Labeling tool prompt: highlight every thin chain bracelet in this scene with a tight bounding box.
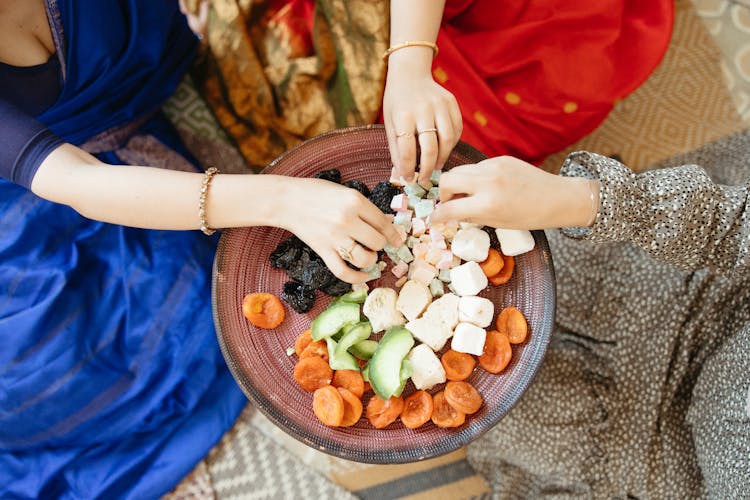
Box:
[199,167,219,235]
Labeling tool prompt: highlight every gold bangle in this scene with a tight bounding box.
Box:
[199,167,219,235]
[382,41,439,61]
[587,181,600,227]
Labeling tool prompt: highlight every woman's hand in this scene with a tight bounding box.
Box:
[383,52,462,187]
[270,177,403,284]
[431,156,599,230]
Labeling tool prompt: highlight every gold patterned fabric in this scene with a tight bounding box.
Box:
[188,0,388,170]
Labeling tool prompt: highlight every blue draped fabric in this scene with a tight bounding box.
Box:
[0,1,246,498]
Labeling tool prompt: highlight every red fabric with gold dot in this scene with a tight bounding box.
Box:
[435,0,673,162]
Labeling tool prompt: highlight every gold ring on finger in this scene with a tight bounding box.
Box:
[417,127,438,134]
[396,131,414,138]
[336,242,357,262]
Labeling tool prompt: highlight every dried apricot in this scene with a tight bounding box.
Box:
[441,349,476,381]
[242,292,285,329]
[488,254,514,285]
[496,306,528,344]
[294,329,313,356]
[444,381,483,415]
[431,391,465,428]
[337,387,364,427]
[313,385,344,426]
[400,390,434,429]
[478,330,512,374]
[293,356,333,392]
[332,370,365,399]
[366,395,404,429]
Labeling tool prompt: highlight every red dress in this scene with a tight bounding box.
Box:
[435,0,673,162]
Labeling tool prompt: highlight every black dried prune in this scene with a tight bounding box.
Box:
[343,179,371,198]
[368,181,400,214]
[300,258,336,290]
[314,169,342,183]
[320,278,352,297]
[281,281,317,313]
[269,236,303,270]
[285,250,313,282]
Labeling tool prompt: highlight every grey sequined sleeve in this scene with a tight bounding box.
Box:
[559,151,750,275]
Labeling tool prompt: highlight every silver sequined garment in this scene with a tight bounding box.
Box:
[468,130,750,499]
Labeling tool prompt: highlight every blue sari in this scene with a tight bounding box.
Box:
[0,1,246,498]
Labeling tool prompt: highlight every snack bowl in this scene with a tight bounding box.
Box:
[212,125,556,463]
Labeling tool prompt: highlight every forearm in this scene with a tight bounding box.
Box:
[387,0,445,75]
[30,143,281,230]
[561,151,750,275]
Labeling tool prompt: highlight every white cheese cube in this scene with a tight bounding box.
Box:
[458,296,495,328]
[363,288,405,333]
[423,292,460,330]
[449,261,488,296]
[405,316,452,351]
[397,280,433,321]
[407,344,447,390]
[495,228,535,256]
[451,322,487,356]
[451,227,490,262]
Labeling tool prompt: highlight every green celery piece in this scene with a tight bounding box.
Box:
[348,339,378,360]
[335,322,372,359]
[325,337,360,371]
[311,301,360,340]
[368,326,415,400]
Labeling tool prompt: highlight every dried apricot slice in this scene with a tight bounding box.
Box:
[431,391,465,428]
[479,248,504,277]
[444,381,483,415]
[400,390,434,429]
[242,292,285,329]
[337,387,364,427]
[441,349,476,381]
[488,254,514,285]
[294,329,313,356]
[366,395,404,429]
[496,306,528,344]
[478,330,513,374]
[300,339,329,362]
[332,370,365,399]
[313,385,344,426]
[293,356,333,392]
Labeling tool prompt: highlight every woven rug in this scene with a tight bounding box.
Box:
[162,1,748,498]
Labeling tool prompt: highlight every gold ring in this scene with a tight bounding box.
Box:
[417,127,438,134]
[337,242,357,262]
[396,131,413,138]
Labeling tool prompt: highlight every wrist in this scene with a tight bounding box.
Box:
[563,177,600,228]
[386,47,435,76]
[208,174,284,230]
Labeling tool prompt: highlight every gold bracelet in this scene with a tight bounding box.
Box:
[382,41,439,61]
[199,167,219,235]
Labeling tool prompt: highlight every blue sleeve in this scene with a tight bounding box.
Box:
[0,99,64,189]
